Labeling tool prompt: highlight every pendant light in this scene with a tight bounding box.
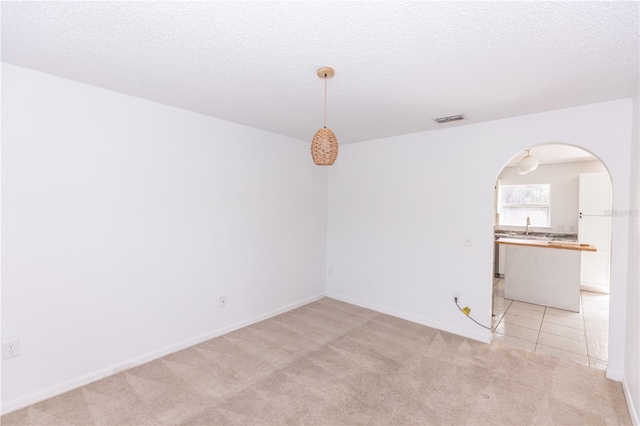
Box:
[518,149,539,173]
[311,67,338,165]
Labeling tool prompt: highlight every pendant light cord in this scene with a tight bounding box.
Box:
[323,75,327,128]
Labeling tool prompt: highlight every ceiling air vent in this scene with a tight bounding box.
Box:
[434,114,465,123]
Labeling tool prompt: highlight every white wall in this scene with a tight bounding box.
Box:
[497,161,608,233]
[625,96,639,425]
[0,63,328,412]
[327,99,632,380]
[3,62,638,422]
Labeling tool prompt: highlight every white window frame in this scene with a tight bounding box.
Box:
[498,184,551,227]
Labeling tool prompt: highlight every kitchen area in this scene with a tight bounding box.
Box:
[491,145,612,369]
[495,230,595,312]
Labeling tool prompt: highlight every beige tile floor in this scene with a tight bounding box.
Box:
[492,278,609,370]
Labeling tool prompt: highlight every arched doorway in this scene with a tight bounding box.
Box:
[490,144,612,371]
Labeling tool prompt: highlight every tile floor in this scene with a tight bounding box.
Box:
[492,278,609,370]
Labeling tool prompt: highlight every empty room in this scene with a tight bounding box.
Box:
[1,2,639,425]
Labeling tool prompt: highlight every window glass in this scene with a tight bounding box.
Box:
[500,184,550,227]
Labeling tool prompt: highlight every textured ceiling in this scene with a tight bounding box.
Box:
[2,1,639,144]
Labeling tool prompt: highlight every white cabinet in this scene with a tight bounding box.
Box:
[578,172,612,293]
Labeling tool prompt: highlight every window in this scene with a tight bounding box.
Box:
[499,184,550,227]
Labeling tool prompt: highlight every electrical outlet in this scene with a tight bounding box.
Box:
[453,291,461,302]
[2,340,20,359]
[557,225,564,231]
[219,296,227,307]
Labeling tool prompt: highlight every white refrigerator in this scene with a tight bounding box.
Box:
[578,172,612,293]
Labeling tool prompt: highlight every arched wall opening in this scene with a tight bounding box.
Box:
[490,143,612,370]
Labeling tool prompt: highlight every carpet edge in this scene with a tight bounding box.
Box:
[325,292,491,343]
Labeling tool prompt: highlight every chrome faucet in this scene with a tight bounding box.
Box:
[525,216,531,235]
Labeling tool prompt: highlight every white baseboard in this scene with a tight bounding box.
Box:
[603,368,638,425]
[606,368,624,382]
[622,376,639,426]
[326,292,491,344]
[1,292,326,415]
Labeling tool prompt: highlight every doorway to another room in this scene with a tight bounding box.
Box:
[490,144,611,371]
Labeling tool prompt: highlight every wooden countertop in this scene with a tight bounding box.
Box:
[495,238,597,252]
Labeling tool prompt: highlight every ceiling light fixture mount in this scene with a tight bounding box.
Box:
[311,67,338,166]
[518,149,539,174]
[316,67,334,79]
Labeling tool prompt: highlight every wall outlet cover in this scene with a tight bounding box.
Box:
[2,340,20,359]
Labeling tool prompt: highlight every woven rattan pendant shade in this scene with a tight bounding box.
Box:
[312,127,338,165]
[311,67,338,166]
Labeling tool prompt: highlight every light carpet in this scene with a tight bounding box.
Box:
[1,297,631,425]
